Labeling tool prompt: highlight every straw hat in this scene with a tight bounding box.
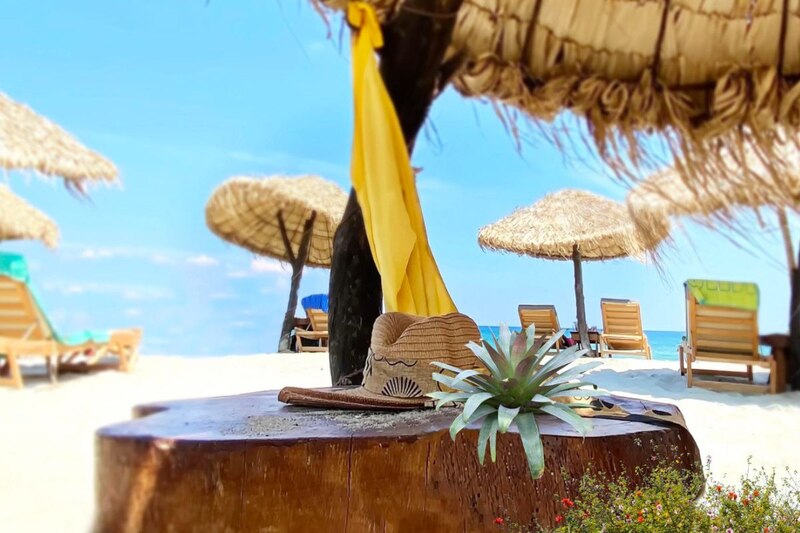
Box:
[0,184,59,248]
[0,92,118,186]
[318,1,800,191]
[478,189,669,261]
[205,175,348,267]
[279,312,482,410]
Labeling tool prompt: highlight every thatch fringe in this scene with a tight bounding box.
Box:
[315,0,800,200]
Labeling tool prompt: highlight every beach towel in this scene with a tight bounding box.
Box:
[301,293,329,313]
[347,2,456,316]
[686,279,759,312]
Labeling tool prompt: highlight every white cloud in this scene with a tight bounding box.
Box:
[226,257,290,279]
[186,254,219,267]
[80,248,116,260]
[44,282,173,301]
[250,257,288,275]
[124,308,142,318]
[151,254,174,265]
[229,320,255,328]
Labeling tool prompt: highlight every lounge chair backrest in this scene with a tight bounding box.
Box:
[0,275,52,341]
[685,287,759,362]
[306,308,328,333]
[517,305,560,335]
[601,299,644,337]
[301,294,329,313]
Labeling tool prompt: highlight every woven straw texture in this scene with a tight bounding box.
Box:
[0,93,118,185]
[319,0,800,193]
[0,184,58,248]
[627,143,800,231]
[205,175,348,268]
[478,189,669,261]
[278,312,482,410]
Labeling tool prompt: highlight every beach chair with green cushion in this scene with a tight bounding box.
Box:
[518,304,561,350]
[0,252,141,388]
[681,279,782,394]
[598,299,652,359]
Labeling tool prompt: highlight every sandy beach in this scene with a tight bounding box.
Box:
[2,354,799,532]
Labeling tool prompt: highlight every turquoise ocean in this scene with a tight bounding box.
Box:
[478,327,683,361]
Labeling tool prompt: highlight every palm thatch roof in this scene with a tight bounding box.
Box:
[205,175,348,268]
[319,0,800,190]
[0,184,59,248]
[478,189,668,261]
[0,92,118,187]
[627,144,800,227]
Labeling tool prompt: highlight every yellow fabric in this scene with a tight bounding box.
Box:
[347,2,456,316]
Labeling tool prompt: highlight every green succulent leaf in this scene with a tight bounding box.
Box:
[497,404,520,433]
[451,368,483,386]
[540,403,592,436]
[515,413,545,479]
[482,340,513,377]
[449,413,467,440]
[524,324,536,352]
[547,361,603,385]
[466,403,498,423]
[531,394,555,405]
[430,361,465,375]
[535,328,567,357]
[511,333,528,369]
[463,392,494,420]
[427,391,473,409]
[477,413,499,465]
[465,341,501,376]
[498,323,512,356]
[432,372,480,393]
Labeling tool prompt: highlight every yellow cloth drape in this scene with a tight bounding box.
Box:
[347,2,457,316]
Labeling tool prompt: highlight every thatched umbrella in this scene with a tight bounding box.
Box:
[206,175,348,352]
[0,92,118,189]
[478,189,669,354]
[627,152,800,272]
[0,184,58,248]
[318,0,800,193]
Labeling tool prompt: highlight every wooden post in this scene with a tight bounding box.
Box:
[277,212,316,353]
[790,244,800,389]
[328,0,465,385]
[572,245,593,356]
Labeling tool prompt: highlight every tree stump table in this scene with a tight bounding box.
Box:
[95,391,702,532]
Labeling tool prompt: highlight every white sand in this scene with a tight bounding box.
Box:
[1,354,799,532]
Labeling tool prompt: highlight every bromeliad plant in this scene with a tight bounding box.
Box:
[429,324,605,479]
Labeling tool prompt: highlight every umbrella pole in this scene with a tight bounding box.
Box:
[278,212,317,353]
[572,245,593,356]
[777,208,796,273]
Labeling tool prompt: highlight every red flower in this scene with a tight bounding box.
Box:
[555,515,563,524]
[728,492,737,501]
[743,498,750,506]
[637,516,644,523]
[494,517,504,525]
[636,490,643,497]
[582,511,590,519]
[716,485,723,492]
[560,498,574,508]
[753,490,761,497]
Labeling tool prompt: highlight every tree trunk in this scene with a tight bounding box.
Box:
[573,245,593,356]
[328,0,465,386]
[328,192,383,384]
[277,212,315,353]
[95,391,702,533]
[790,245,800,389]
[277,261,304,352]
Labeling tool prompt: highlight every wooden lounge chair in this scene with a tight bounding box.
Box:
[0,254,141,388]
[598,299,652,359]
[680,280,783,394]
[295,308,329,352]
[518,304,561,350]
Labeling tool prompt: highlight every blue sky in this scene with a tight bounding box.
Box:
[0,1,794,355]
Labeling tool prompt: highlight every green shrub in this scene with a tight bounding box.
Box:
[495,460,800,532]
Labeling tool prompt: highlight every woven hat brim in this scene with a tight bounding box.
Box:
[278,385,431,411]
